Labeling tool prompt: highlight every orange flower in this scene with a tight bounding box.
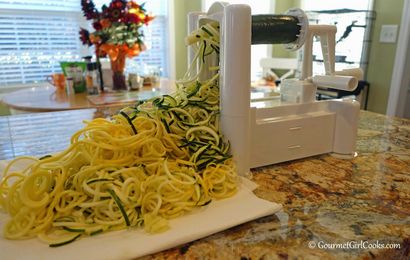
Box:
[89,34,101,44]
[100,19,112,29]
[128,7,138,15]
[127,1,140,10]
[100,43,119,61]
[126,44,142,57]
[144,15,154,25]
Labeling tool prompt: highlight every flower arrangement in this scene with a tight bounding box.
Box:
[79,0,154,90]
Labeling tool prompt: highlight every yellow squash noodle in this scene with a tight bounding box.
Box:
[0,21,238,246]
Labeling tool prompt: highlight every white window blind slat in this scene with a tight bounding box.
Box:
[0,0,79,11]
[0,67,62,74]
[0,42,80,46]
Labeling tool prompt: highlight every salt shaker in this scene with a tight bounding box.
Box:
[66,77,75,96]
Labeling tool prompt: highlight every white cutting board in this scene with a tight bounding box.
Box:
[0,160,281,260]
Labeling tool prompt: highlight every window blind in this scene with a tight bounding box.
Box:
[0,0,168,87]
[136,14,169,77]
[138,0,168,76]
[0,10,83,85]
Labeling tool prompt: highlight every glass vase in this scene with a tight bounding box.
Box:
[110,51,127,91]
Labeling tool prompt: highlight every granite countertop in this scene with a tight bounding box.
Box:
[0,110,409,259]
[144,111,410,259]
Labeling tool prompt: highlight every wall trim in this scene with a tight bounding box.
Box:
[386,0,410,117]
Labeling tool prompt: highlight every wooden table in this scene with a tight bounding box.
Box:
[0,109,409,259]
[1,79,174,113]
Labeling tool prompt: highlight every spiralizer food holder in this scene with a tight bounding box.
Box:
[188,2,361,176]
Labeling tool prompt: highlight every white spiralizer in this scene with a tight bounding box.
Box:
[188,2,361,176]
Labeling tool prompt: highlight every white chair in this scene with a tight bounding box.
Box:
[259,57,298,81]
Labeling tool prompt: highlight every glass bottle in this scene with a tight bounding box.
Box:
[85,63,100,95]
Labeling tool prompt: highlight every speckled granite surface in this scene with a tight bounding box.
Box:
[1,110,408,259]
[142,111,410,259]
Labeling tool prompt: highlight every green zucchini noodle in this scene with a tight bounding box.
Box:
[0,21,237,246]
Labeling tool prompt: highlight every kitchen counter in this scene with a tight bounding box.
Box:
[0,109,409,259]
[144,111,410,259]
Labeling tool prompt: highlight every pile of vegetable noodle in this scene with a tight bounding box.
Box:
[0,21,237,247]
